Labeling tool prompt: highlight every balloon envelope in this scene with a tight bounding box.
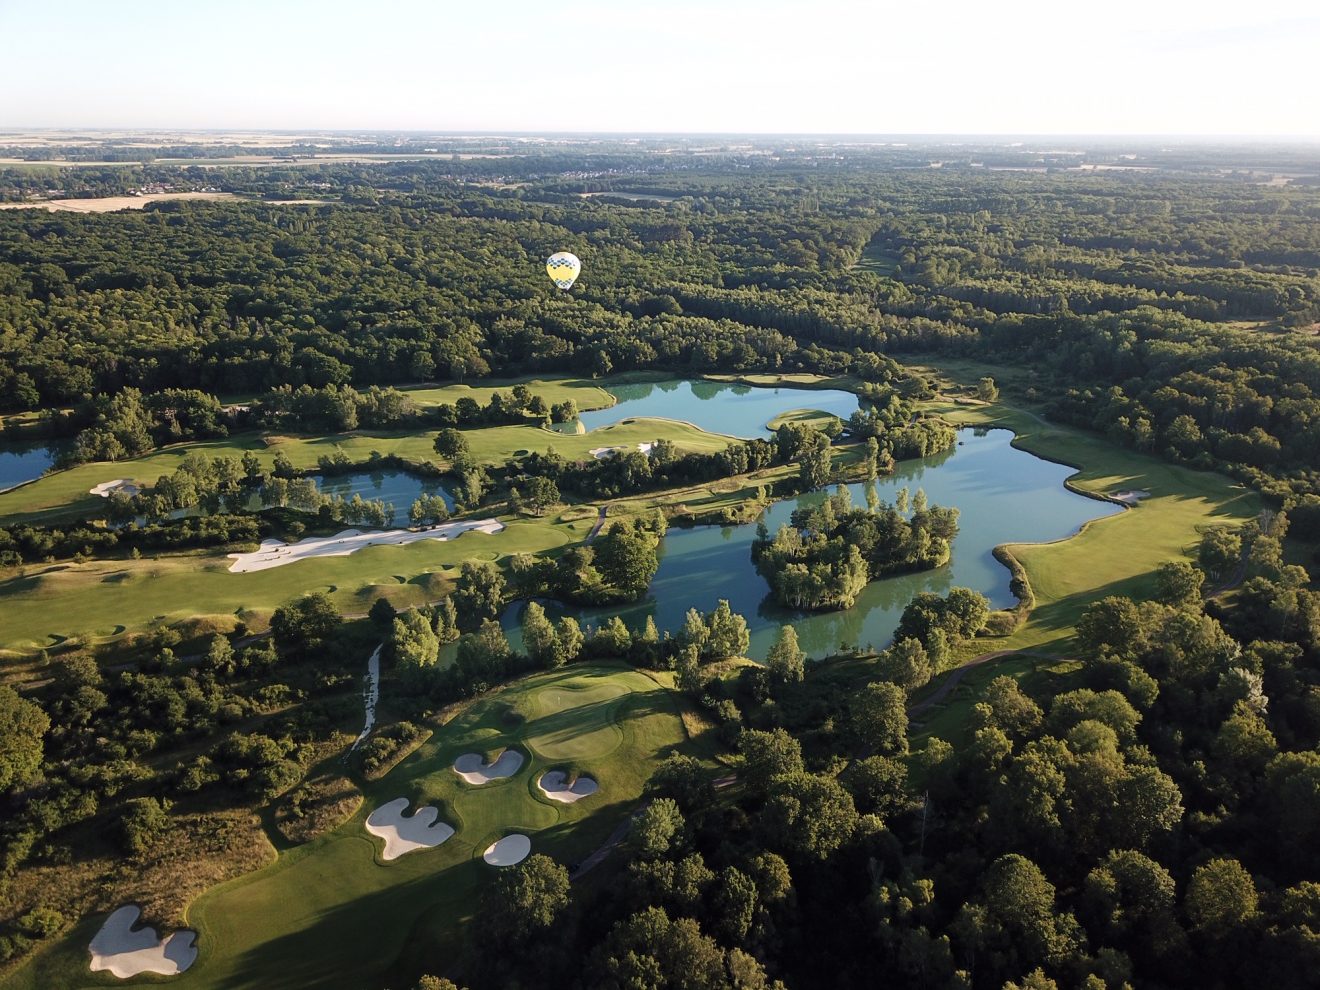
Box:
[546,252,581,290]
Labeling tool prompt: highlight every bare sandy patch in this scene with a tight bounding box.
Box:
[226,519,504,573]
[483,834,532,866]
[90,479,139,498]
[537,770,599,804]
[1111,489,1150,503]
[589,442,656,459]
[0,192,240,213]
[453,749,524,785]
[365,798,455,861]
[88,905,197,979]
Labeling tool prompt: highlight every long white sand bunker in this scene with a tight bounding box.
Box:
[226,519,504,573]
[90,479,140,498]
[88,905,197,979]
[537,770,599,804]
[365,798,456,860]
[589,442,656,459]
[483,834,532,866]
[453,749,524,785]
[1111,489,1150,503]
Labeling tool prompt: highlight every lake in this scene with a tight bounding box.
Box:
[483,428,1121,661]
[312,470,454,527]
[0,444,56,494]
[577,379,862,438]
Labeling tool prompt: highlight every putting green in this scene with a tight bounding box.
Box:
[525,680,630,760]
[0,664,696,990]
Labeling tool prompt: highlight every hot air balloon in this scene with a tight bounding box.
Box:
[546,251,581,291]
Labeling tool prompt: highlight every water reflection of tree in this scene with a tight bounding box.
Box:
[688,379,725,402]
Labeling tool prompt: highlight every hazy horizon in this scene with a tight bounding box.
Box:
[3,0,1319,137]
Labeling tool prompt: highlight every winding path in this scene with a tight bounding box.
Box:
[570,802,647,881]
[907,650,1018,719]
[585,505,609,543]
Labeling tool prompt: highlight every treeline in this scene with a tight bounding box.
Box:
[752,485,959,610]
[43,380,580,468]
[0,514,260,566]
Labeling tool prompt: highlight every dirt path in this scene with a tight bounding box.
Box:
[584,505,608,543]
[908,648,1060,720]
[571,800,648,881]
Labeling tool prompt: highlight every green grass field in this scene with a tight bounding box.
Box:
[0,517,576,652]
[852,241,900,275]
[2,663,701,990]
[765,408,844,433]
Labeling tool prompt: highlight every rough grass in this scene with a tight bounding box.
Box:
[1,664,697,990]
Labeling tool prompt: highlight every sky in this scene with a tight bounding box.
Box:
[2,0,1318,136]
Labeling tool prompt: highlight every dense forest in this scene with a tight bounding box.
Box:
[3,149,1318,507]
[3,143,1320,989]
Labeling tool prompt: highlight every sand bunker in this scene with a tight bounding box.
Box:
[90,479,140,498]
[589,442,656,460]
[226,519,504,573]
[537,770,599,804]
[1111,489,1150,504]
[365,798,456,860]
[453,749,524,785]
[483,834,532,866]
[88,905,197,979]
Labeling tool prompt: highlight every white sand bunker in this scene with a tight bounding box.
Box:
[483,834,532,866]
[589,442,656,459]
[537,770,599,804]
[1111,489,1150,503]
[365,798,455,861]
[88,905,197,979]
[226,519,504,573]
[453,749,524,785]
[90,479,140,498]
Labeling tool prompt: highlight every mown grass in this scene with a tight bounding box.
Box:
[764,408,844,433]
[0,663,701,990]
[0,518,576,652]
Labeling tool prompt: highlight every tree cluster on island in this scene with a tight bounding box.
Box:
[752,485,960,610]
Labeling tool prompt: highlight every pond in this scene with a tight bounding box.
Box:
[311,470,454,528]
[576,379,862,438]
[0,444,56,494]
[481,428,1122,661]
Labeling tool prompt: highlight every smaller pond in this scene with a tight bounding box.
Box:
[311,471,454,527]
[0,444,57,494]
[577,380,862,439]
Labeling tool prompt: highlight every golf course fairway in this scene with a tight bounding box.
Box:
[2,664,697,990]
